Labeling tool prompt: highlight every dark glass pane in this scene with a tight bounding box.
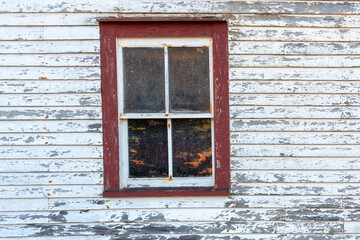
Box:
[123,48,165,113]
[169,47,210,113]
[172,119,212,177]
[128,119,168,178]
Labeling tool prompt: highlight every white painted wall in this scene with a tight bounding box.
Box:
[1,0,360,238]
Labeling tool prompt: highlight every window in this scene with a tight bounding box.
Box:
[99,18,229,197]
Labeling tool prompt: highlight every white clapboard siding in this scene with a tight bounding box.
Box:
[344,197,360,208]
[0,133,102,145]
[0,107,101,120]
[0,159,102,172]
[230,81,360,94]
[231,145,360,157]
[230,94,360,106]
[0,199,48,212]
[229,41,360,55]
[0,222,343,237]
[0,146,103,159]
[0,172,102,185]
[0,185,103,199]
[0,41,100,54]
[230,55,360,67]
[229,27,360,41]
[230,106,359,119]
[0,54,100,67]
[0,67,100,80]
[2,1,360,14]
[2,94,101,107]
[0,26,99,40]
[0,80,100,94]
[231,119,360,132]
[0,13,117,26]
[230,68,360,81]
[231,14,360,28]
[231,183,360,196]
[47,196,343,211]
[0,120,102,133]
[1,208,357,225]
[231,157,360,170]
[231,171,360,183]
[230,132,360,144]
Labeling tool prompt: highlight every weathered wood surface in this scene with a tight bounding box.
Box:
[232,145,360,157]
[230,81,360,94]
[48,196,342,210]
[0,222,343,237]
[0,120,102,133]
[0,54,100,67]
[0,41,100,53]
[231,170,360,183]
[0,67,100,80]
[0,146,102,158]
[230,94,360,106]
[229,42,360,55]
[231,157,360,170]
[3,1,360,14]
[1,208,358,225]
[230,55,360,67]
[0,159,102,172]
[0,81,100,94]
[0,107,101,120]
[230,68,360,81]
[231,119,360,131]
[1,94,101,106]
[231,132,360,144]
[0,133,102,145]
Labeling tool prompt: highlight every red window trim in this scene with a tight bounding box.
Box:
[99,18,230,197]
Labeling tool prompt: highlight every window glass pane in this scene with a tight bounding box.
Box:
[169,47,210,113]
[172,119,212,177]
[123,48,165,113]
[128,119,168,178]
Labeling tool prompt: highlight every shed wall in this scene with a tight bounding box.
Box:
[1,0,360,239]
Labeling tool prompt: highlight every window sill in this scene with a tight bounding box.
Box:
[103,187,229,198]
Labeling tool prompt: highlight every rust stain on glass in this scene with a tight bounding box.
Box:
[172,119,212,177]
[128,119,168,178]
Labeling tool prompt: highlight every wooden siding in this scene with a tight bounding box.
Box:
[1,0,360,238]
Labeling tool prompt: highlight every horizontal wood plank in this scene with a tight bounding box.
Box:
[0,146,103,159]
[230,94,360,106]
[231,132,360,144]
[0,172,102,185]
[230,55,360,68]
[0,120,102,133]
[232,145,360,157]
[231,157,360,170]
[0,107,101,120]
[0,41,100,54]
[230,68,360,81]
[2,94,101,107]
[0,199,48,212]
[0,80,100,94]
[229,27,360,41]
[0,67,100,80]
[0,159,102,172]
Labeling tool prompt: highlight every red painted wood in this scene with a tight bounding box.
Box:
[100,19,230,196]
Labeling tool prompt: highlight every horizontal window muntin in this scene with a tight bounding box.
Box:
[117,38,214,189]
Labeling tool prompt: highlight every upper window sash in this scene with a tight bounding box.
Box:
[117,37,213,119]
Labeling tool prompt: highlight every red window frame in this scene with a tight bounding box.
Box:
[99,18,229,197]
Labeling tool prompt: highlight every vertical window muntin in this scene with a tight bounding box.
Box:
[117,38,214,189]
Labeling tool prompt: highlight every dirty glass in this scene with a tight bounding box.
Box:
[168,47,210,113]
[123,48,165,113]
[128,119,168,178]
[172,119,212,177]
